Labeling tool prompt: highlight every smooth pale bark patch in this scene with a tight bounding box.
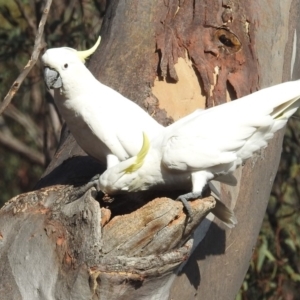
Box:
[152,54,206,121]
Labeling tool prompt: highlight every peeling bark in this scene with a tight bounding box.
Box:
[1,0,299,299]
[154,0,259,107]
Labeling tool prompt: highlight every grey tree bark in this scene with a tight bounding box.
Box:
[1,0,299,299]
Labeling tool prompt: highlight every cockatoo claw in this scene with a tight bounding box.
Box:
[76,174,101,193]
[85,174,102,192]
[176,187,210,222]
[68,174,102,202]
[176,195,193,221]
[176,192,200,221]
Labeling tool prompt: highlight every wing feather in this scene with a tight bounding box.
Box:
[162,80,300,171]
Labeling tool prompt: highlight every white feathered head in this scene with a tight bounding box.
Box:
[42,37,101,90]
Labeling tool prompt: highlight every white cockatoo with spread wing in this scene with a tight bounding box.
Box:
[42,37,163,168]
[98,80,300,220]
[41,38,300,224]
[41,37,236,226]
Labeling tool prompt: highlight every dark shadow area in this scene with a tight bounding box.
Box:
[179,222,226,289]
[226,79,237,100]
[100,178,212,219]
[35,156,105,189]
[100,188,187,218]
[191,57,206,98]
[34,154,191,219]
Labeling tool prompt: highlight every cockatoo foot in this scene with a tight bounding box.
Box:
[88,174,102,190]
[69,174,102,202]
[79,174,102,192]
[176,194,193,221]
[176,186,209,221]
[176,191,202,221]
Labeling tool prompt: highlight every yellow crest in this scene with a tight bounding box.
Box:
[77,36,101,63]
[124,132,150,173]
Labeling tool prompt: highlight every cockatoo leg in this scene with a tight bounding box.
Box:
[86,174,102,190]
[68,174,102,202]
[176,185,210,220]
[176,171,214,220]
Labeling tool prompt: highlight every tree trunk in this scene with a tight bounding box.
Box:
[1,1,299,299]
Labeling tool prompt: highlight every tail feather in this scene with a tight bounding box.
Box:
[272,97,300,120]
[268,97,300,133]
[211,199,237,228]
[214,173,237,186]
[237,97,300,162]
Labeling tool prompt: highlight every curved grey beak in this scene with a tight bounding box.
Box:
[44,67,62,89]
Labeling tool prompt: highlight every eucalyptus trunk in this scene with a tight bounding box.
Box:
[1,1,299,299]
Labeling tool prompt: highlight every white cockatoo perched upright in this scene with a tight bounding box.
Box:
[42,37,163,168]
[98,80,300,219]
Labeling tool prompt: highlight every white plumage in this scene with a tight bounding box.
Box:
[41,38,163,168]
[41,39,300,224]
[99,80,300,219]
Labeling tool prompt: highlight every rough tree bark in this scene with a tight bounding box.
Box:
[1,1,300,299]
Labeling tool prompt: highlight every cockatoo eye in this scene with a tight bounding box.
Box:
[64,63,68,69]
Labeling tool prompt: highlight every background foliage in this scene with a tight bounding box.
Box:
[0,1,299,298]
[0,0,105,205]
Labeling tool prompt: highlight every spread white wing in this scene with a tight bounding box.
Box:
[162,81,300,171]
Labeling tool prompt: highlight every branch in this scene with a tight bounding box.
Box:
[3,104,43,148]
[0,130,45,166]
[14,0,37,36]
[0,0,53,115]
[0,116,45,165]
